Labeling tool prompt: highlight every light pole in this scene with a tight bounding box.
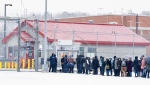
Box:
[4,4,12,38]
[42,0,48,71]
[112,31,116,56]
[4,4,12,59]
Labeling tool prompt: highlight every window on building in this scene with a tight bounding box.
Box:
[88,47,96,53]
[79,47,84,55]
[8,47,13,57]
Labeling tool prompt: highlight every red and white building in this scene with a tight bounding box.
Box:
[2,20,150,66]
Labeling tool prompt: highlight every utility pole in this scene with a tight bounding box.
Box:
[35,19,39,72]
[72,30,75,55]
[17,19,21,72]
[43,0,48,71]
[112,31,116,56]
[96,32,98,56]
[53,25,58,56]
[54,26,56,55]
[4,4,12,59]
[0,17,23,72]
[136,14,138,34]
[133,34,135,58]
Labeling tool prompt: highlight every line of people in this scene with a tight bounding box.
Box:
[48,53,150,78]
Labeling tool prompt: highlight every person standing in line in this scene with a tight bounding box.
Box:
[49,53,54,72]
[99,56,103,75]
[127,58,133,77]
[92,56,99,75]
[133,56,139,77]
[145,56,150,78]
[101,57,105,76]
[113,56,116,76]
[76,55,79,73]
[105,58,111,76]
[64,55,68,73]
[121,58,127,77]
[78,55,83,74]
[109,58,113,76]
[61,54,65,72]
[141,56,146,77]
[117,58,121,76]
[67,55,75,73]
[138,57,142,77]
[85,57,91,74]
[50,54,57,72]
[114,57,118,76]
[82,55,86,74]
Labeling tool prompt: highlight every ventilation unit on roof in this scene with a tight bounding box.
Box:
[54,19,59,22]
[88,20,94,24]
[109,22,118,24]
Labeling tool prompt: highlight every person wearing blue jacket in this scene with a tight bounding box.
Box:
[50,53,57,72]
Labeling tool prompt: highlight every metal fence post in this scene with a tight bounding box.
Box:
[72,30,75,55]
[133,34,135,57]
[17,19,21,72]
[35,19,39,72]
[96,32,98,56]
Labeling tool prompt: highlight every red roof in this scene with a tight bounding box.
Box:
[2,28,33,43]
[2,20,150,46]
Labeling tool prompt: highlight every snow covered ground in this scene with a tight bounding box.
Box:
[0,71,149,85]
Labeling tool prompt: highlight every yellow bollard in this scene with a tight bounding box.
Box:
[0,62,1,69]
[12,62,14,69]
[22,59,25,69]
[5,62,7,69]
[32,59,34,69]
[28,59,30,69]
[15,63,17,69]
[8,62,10,69]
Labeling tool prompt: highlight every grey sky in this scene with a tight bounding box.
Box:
[0,0,150,17]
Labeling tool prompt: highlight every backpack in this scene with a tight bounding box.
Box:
[105,64,110,69]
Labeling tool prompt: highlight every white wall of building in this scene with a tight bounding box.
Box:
[82,44,146,59]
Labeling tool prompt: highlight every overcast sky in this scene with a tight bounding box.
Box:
[0,0,150,17]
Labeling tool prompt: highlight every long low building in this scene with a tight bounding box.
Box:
[2,20,150,67]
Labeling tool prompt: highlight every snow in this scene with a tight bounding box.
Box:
[0,71,149,85]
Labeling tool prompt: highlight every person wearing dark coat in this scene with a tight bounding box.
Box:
[133,56,139,77]
[113,56,117,76]
[92,56,99,75]
[76,55,79,73]
[105,58,111,76]
[127,58,133,77]
[109,58,113,76]
[101,57,105,76]
[85,57,91,74]
[117,58,121,76]
[50,54,57,72]
[114,57,119,76]
[64,55,68,73]
[61,54,65,72]
[82,56,86,74]
[78,55,83,74]
[99,56,103,75]
[138,57,142,77]
[49,53,54,72]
